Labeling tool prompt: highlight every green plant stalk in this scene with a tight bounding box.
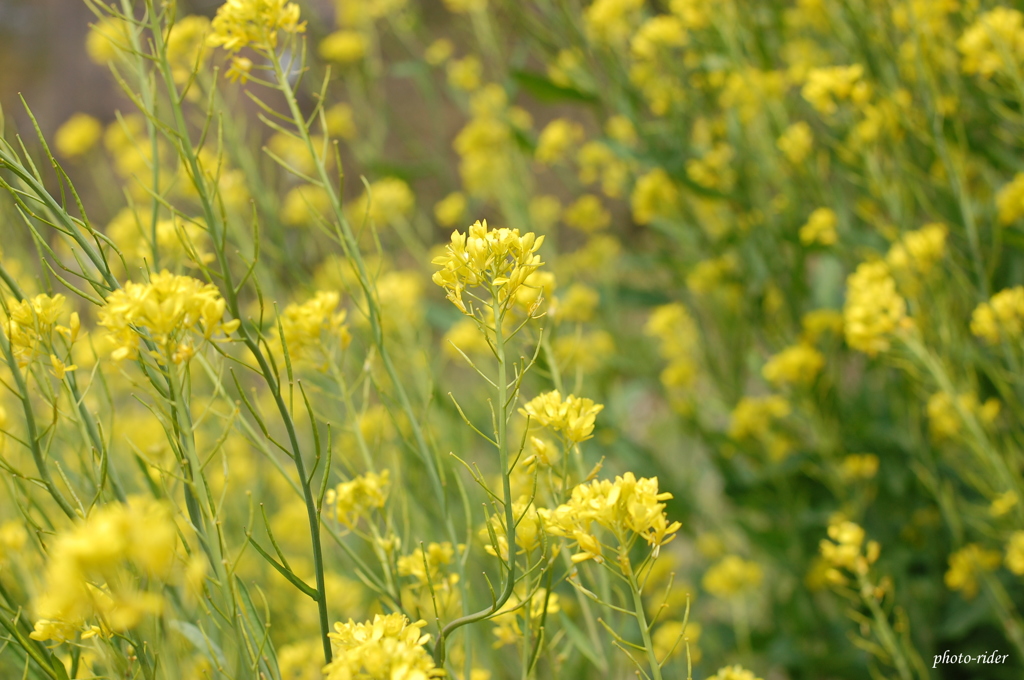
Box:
[857,573,918,680]
[434,292,518,667]
[624,551,663,680]
[139,2,332,663]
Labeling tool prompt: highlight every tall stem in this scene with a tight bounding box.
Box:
[625,553,664,680]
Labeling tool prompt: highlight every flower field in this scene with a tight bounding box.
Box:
[1,1,1023,679]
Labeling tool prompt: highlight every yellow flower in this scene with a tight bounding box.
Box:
[86,16,131,64]
[491,588,559,649]
[945,544,1001,599]
[971,286,1024,344]
[631,168,678,225]
[0,520,28,562]
[4,293,76,367]
[208,0,305,53]
[542,472,681,562]
[631,15,687,60]
[686,143,736,191]
[840,454,879,481]
[554,330,615,374]
[707,665,764,680]
[431,219,545,315]
[577,140,631,198]
[1007,532,1024,575]
[424,38,454,65]
[801,309,844,343]
[481,498,545,560]
[799,207,838,246]
[802,64,867,115]
[535,118,585,165]
[997,173,1024,224]
[30,499,178,643]
[325,103,357,140]
[54,114,102,158]
[519,390,603,443]
[584,0,645,46]
[703,555,763,598]
[563,194,612,233]
[324,613,442,680]
[926,391,1000,442]
[990,491,1018,518]
[167,15,212,86]
[606,114,638,146]
[442,0,487,12]
[434,192,467,228]
[886,223,947,275]
[397,542,458,585]
[957,8,1024,79]
[277,291,351,367]
[843,261,906,356]
[728,395,792,460]
[653,620,701,663]
[762,344,824,386]
[447,55,483,91]
[99,272,238,364]
[319,30,367,64]
[349,177,415,227]
[777,121,813,164]
[327,470,390,528]
[819,518,879,576]
[555,283,600,323]
[280,184,332,226]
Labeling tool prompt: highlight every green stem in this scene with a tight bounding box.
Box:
[625,553,663,680]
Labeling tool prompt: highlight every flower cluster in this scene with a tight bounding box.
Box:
[843,261,906,356]
[970,286,1024,344]
[519,390,604,444]
[801,64,867,115]
[957,8,1024,79]
[98,271,239,364]
[819,519,879,580]
[728,395,792,461]
[481,497,544,560]
[327,470,390,529]
[703,555,764,599]
[1007,532,1024,575]
[762,344,824,387]
[278,290,351,367]
[431,220,545,315]
[886,223,947,276]
[944,544,1001,599]
[31,499,178,643]
[491,587,560,648]
[208,0,305,53]
[926,391,1000,442]
[707,666,764,680]
[4,293,79,369]
[324,613,442,680]
[799,207,838,246]
[542,472,681,563]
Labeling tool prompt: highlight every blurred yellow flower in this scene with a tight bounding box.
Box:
[208,0,305,53]
[55,113,102,158]
[944,544,1001,599]
[843,261,906,356]
[319,30,367,64]
[971,287,1024,344]
[703,555,763,598]
[799,207,838,246]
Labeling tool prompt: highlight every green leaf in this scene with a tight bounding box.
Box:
[511,70,599,104]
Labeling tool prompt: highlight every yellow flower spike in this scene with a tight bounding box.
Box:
[519,390,603,444]
[944,544,1002,599]
[208,0,306,54]
[98,271,237,364]
[329,470,390,529]
[431,219,545,315]
[843,260,906,356]
[325,613,442,680]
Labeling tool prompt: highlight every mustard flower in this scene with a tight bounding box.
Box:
[30,499,178,642]
[277,290,351,366]
[434,191,467,228]
[926,391,1000,442]
[542,472,682,563]
[443,0,487,12]
[707,666,764,680]
[728,395,792,460]
[519,390,603,444]
[555,283,600,323]
[325,103,357,140]
[327,470,390,529]
[584,0,645,46]
[886,223,947,275]
[802,64,867,115]
[703,555,764,599]
[99,272,238,364]
[606,114,638,146]
[631,168,679,225]
[481,498,545,560]
[819,519,879,578]
[166,15,212,86]
[319,30,367,64]
[799,207,838,246]
[577,140,631,197]
[630,15,687,61]
[563,194,612,233]
[208,0,305,53]
[54,113,102,158]
[840,454,879,481]
[670,0,712,30]
[842,261,906,356]
[1006,532,1024,575]
[424,38,454,65]
[86,16,131,65]
[686,143,736,191]
[945,544,1001,599]
[957,8,1024,79]
[990,491,1018,518]
[349,177,415,227]
[535,118,584,165]
[801,308,844,343]
[761,343,825,386]
[397,542,458,585]
[325,613,442,680]
[970,286,1024,344]
[431,219,545,315]
[491,588,560,648]
[554,330,615,374]
[447,55,483,91]
[997,173,1024,224]
[4,293,79,367]
[529,195,563,233]
[652,620,701,663]
[777,121,813,165]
